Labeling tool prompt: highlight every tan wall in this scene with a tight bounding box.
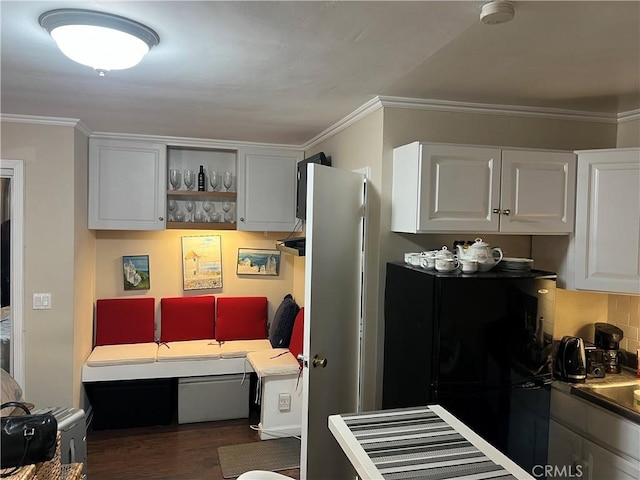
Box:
[95,230,298,335]
[0,122,87,407]
[305,109,384,411]
[608,294,640,355]
[72,128,95,408]
[616,118,640,147]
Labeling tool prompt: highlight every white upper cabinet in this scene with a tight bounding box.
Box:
[236,147,302,232]
[391,142,576,234]
[573,148,640,294]
[89,138,166,230]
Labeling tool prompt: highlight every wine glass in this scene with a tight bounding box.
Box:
[174,208,185,222]
[209,171,220,192]
[222,201,233,223]
[202,201,212,221]
[184,169,195,190]
[167,199,177,221]
[185,200,195,222]
[194,210,205,223]
[223,172,233,192]
[210,211,221,223]
[169,169,181,190]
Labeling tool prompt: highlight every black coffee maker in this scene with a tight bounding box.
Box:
[594,323,624,374]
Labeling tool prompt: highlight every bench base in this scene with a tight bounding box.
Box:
[86,378,176,430]
[178,374,250,424]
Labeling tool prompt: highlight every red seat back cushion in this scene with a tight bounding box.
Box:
[160,296,215,342]
[95,298,155,346]
[289,307,305,361]
[216,297,268,341]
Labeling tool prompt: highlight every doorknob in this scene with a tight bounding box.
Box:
[502,209,511,215]
[312,354,327,368]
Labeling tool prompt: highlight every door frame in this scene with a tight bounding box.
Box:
[1,159,25,388]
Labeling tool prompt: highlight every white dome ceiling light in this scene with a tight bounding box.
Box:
[39,9,160,76]
[480,1,515,25]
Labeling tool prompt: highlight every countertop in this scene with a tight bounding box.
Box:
[553,368,640,424]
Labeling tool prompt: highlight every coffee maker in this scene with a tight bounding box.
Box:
[594,323,624,374]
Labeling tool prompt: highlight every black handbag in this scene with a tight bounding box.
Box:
[1,402,57,477]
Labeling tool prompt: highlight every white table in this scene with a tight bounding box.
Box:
[328,405,533,480]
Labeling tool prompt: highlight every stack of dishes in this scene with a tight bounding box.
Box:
[497,257,534,272]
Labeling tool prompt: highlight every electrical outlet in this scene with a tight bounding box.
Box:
[278,393,291,412]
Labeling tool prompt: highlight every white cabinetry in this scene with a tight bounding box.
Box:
[391,142,576,234]
[548,388,640,480]
[573,148,640,294]
[88,138,166,230]
[236,147,302,232]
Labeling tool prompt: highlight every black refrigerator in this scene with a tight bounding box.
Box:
[383,262,556,474]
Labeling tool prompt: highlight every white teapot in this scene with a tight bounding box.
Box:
[456,238,503,272]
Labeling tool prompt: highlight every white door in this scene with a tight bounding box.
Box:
[418,144,501,232]
[500,150,576,234]
[88,138,166,230]
[301,164,365,479]
[236,147,302,232]
[574,149,640,294]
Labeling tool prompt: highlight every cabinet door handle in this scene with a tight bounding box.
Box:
[492,208,501,214]
[502,209,511,216]
[159,216,164,221]
[240,217,245,222]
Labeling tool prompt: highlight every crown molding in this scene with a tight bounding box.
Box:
[0,113,92,136]
[377,96,619,123]
[618,109,640,123]
[302,95,629,149]
[302,96,383,150]
[90,132,301,151]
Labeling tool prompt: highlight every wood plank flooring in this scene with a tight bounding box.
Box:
[87,412,300,480]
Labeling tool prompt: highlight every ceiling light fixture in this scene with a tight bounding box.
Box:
[480,0,515,25]
[39,9,159,76]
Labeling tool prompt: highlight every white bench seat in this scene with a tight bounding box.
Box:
[220,339,273,358]
[247,349,300,377]
[85,342,159,367]
[156,339,221,362]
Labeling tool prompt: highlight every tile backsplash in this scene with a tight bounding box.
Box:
[608,294,640,355]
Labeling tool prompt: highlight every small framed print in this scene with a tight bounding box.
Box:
[123,255,150,290]
[237,248,281,276]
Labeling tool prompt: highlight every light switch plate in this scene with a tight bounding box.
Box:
[33,293,52,310]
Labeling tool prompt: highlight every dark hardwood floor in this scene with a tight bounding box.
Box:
[87,411,300,480]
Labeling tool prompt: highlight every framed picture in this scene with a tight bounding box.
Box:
[182,235,223,290]
[237,248,281,276]
[123,255,150,291]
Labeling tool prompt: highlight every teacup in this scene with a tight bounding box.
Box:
[435,257,459,272]
[420,255,436,270]
[404,252,421,266]
[460,259,478,273]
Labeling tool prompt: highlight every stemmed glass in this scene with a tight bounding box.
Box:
[167,199,177,221]
[185,200,195,222]
[184,170,195,190]
[169,169,181,190]
[202,201,212,222]
[209,171,220,192]
[174,207,185,222]
[223,172,233,192]
[222,201,233,223]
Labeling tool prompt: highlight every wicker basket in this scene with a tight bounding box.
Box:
[0,465,36,480]
[33,433,61,480]
[59,464,82,480]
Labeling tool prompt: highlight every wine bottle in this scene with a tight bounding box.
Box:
[198,165,205,191]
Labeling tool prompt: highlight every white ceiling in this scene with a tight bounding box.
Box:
[1,1,639,146]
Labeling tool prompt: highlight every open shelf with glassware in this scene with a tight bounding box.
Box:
[166,190,237,229]
[167,147,237,229]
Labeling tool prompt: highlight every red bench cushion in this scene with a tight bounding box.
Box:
[289,307,304,361]
[160,296,215,342]
[216,297,268,341]
[95,298,155,346]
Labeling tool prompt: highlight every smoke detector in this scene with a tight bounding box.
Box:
[480,0,515,25]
